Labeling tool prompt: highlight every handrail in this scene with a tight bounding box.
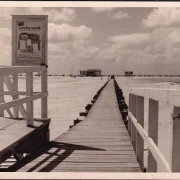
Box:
[0,92,47,110]
[128,112,171,172]
[0,66,48,127]
[0,66,46,75]
[131,87,180,107]
[128,87,180,172]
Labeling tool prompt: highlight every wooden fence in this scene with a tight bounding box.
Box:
[0,66,48,126]
[128,87,180,172]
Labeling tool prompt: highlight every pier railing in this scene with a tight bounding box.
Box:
[0,66,48,126]
[128,87,180,172]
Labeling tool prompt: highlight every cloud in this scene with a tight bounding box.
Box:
[0,7,44,20]
[47,23,99,65]
[108,33,150,49]
[0,7,76,23]
[0,28,11,65]
[143,8,180,28]
[91,7,117,13]
[111,11,130,20]
[98,26,180,74]
[47,8,76,23]
[49,40,99,59]
[48,23,92,43]
[0,28,11,38]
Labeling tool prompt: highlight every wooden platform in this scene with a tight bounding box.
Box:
[16,80,141,172]
[0,117,50,167]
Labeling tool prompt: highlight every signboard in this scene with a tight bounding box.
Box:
[12,15,48,66]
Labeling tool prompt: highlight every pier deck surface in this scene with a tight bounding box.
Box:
[0,117,50,168]
[17,80,141,172]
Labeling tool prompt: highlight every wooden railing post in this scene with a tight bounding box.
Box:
[131,94,137,151]
[41,69,48,118]
[135,95,144,170]
[26,72,33,126]
[128,94,132,137]
[171,106,180,172]
[13,74,18,118]
[147,98,158,172]
[0,75,4,117]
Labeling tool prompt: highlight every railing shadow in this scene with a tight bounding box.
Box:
[8,141,105,172]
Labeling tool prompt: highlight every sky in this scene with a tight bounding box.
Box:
[0,6,180,75]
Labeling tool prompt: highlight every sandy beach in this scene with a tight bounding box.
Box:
[5,76,179,142]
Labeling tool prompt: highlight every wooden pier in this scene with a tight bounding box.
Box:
[12,80,141,172]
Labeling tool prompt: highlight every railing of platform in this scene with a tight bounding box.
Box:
[128,87,180,172]
[0,66,48,126]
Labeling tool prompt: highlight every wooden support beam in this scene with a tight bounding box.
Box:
[147,98,158,172]
[26,72,33,126]
[136,95,144,170]
[3,75,27,118]
[0,92,47,111]
[13,152,23,161]
[128,94,132,137]
[79,112,88,117]
[171,107,180,172]
[6,109,14,118]
[41,70,48,118]
[131,94,137,151]
[91,100,96,104]
[74,119,83,125]
[0,76,4,117]
[13,74,18,118]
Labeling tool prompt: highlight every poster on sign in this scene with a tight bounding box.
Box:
[12,15,48,66]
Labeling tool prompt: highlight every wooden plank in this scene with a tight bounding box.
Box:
[0,117,19,129]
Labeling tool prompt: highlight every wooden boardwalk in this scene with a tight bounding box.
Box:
[16,80,141,172]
